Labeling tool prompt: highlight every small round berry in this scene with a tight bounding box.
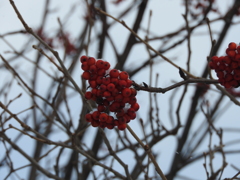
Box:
[103,91,111,98]
[109,69,119,78]
[85,113,93,122]
[106,96,114,102]
[97,105,106,112]
[96,76,103,84]
[119,71,129,80]
[126,79,132,88]
[102,77,111,85]
[111,88,119,97]
[118,123,127,130]
[100,84,107,92]
[89,80,97,88]
[91,120,100,127]
[106,115,114,124]
[122,88,132,97]
[115,94,123,102]
[107,83,115,92]
[80,55,88,63]
[99,113,108,122]
[82,71,90,80]
[99,122,107,128]
[228,42,237,50]
[131,103,140,111]
[225,74,233,82]
[110,78,119,85]
[129,97,137,105]
[118,80,127,88]
[130,88,137,97]
[106,123,114,129]
[89,65,98,73]
[92,111,100,120]
[87,57,96,66]
[97,68,106,76]
[85,91,92,100]
[81,62,89,71]
[226,49,236,58]
[103,61,110,70]
[96,60,105,69]
[89,73,98,80]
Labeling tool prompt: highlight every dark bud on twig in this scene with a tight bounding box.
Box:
[143,82,148,88]
[179,67,188,80]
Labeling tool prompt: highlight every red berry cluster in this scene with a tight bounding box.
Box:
[80,56,139,130]
[209,42,240,88]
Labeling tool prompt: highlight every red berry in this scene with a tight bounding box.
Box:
[226,49,236,58]
[228,42,237,50]
[111,88,119,97]
[91,88,98,95]
[87,57,96,66]
[119,71,129,80]
[122,97,130,103]
[106,96,114,102]
[126,79,132,88]
[92,111,100,120]
[225,74,233,82]
[89,80,97,88]
[109,69,119,78]
[115,94,123,102]
[96,76,103,84]
[102,77,111,85]
[97,105,106,112]
[89,65,98,73]
[103,61,110,70]
[106,115,114,123]
[110,78,119,85]
[85,91,92,99]
[237,46,240,54]
[82,71,90,80]
[85,113,93,122]
[103,91,111,98]
[91,120,100,127]
[131,103,140,111]
[107,83,115,92]
[80,55,88,63]
[118,80,127,88]
[89,73,98,80]
[100,84,107,92]
[97,68,106,76]
[130,88,137,97]
[118,123,127,130]
[96,60,105,69]
[122,88,131,97]
[81,62,89,71]
[99,113,108,122]
[106,123,114,129]
[99,122,107,128]
[231,61,238,69]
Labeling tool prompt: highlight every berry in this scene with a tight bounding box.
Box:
[80,55,88,63]
[103,61,110,70]
[96,60,105,69]
[99,113,108,122]
[87,57,96,66]
[85,91,92,100]
[81,62,89,71]
[92,111,100,120]
[118,123,127,130]
[107,83,115,92]
[85,113,93,122]
[122,88,131,97]
[228,42,237,50]
[109,69,119,78]
[82,71,90,80]
[131,103,140,111]
[119,71,129,80]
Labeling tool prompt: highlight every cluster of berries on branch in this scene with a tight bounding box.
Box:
[209,42,240,89]
[80,56,139,130]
